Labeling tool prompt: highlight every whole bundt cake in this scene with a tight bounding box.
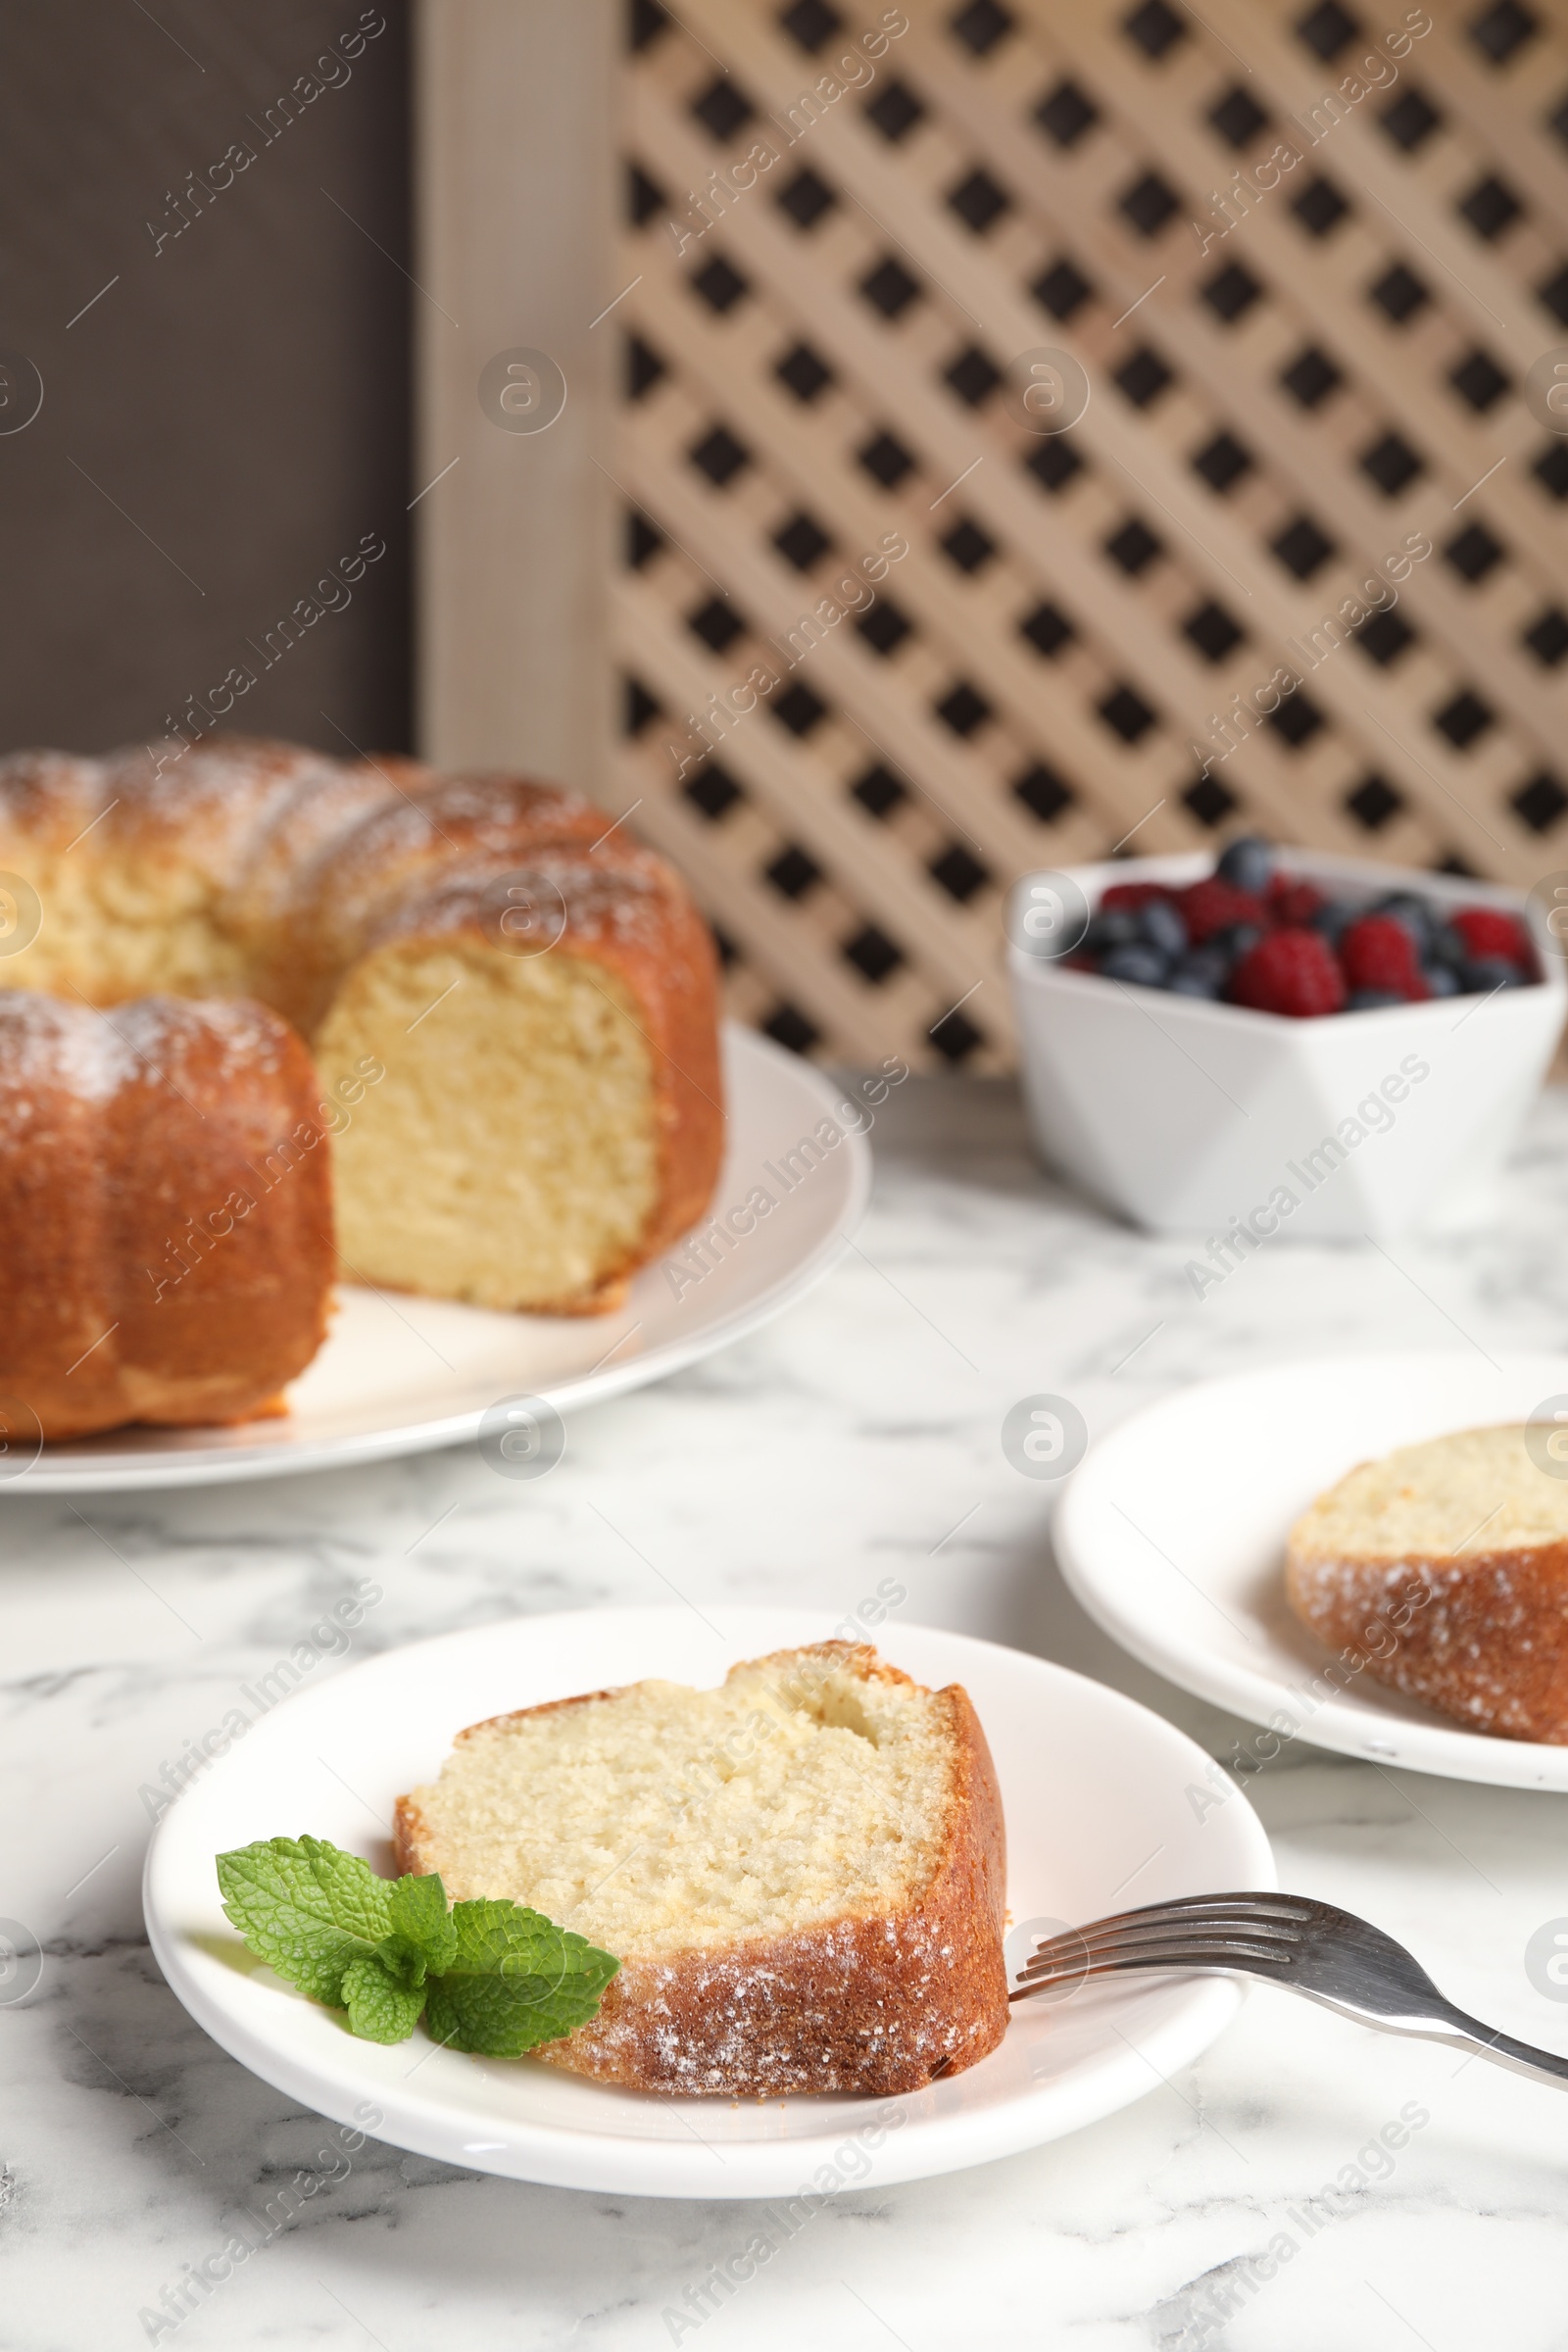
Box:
[0,735,723,1350]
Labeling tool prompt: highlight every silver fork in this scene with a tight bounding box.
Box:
[1011,1891,1568,2089]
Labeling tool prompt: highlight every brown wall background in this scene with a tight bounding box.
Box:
[0,1,412,760]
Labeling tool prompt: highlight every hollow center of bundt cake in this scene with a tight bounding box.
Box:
[313,940,660,1310]
[404,1658,954,1957]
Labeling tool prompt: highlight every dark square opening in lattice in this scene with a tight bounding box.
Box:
[1346,774,1403,830]
[1115,344,1174,407]
[692,254,750,315]
[1202,262,1263,323]
[1296,2,1360,60]
[1014,761,1076,822]
[1552,93,1568,150]
[930,844,993,902]
[627,510,662,571]
[952,0,1015,55]
[949,169,1012,234]
[858,600,912,657]
[1193,430,1253,492]
[1457,343,1513,409]
[1124,0,1187,58]
[1535,443,1568,500]
[1471,2,1539,64]
[1360,432,1425,496]
[1525,607,1568,665]
[1184,601,1245,662]
[1105,517,1163,575]
[1272,514,1336,578]
[628,163,665,228]
[1434,853,1482,878]
[864,79,926,141]
[763,1004,820,1055]
[1513,770,1568,832]
[692,75,755,142]
[779,0,844,53]
[1100,684,1157,742]
[935,681,994,737]
[774,511,834,570]
[859,429,915,489]
[1120,171,1182,236]
[860,257,922,318]
[1539,265,1568,327]
[843,923,905,983]
[1020,601,1075,658]
[852,764,908,818]
[684,761,744,820]
[1037,78,1100,146]
[628,334,667,400]
[1459,175,1523,241]
[940,516,997,573]
[776,342,834,403]
[771,683,827,737]
[777,168,837,230]
[1025,438,1084,493]
[688,596,746,654]
[945,345,1004,406]
[1445,521,1505,582]
[624,675,661,735]
[1269,691,1325,749]
[1209,85,1269,148]
[1370,263,1430,323]
[1434,691,1495,749]
[1356,610,1416,665]
[629,0,669,53]
[1381,88,1442,150]
[929,1006,985,1063]
[1293,175,1349,236]
[1034,258,1095,320]
[689,424,751,485]
[1280,345,1343,408]
[765,843,824,901]
[1184,772,1238,826]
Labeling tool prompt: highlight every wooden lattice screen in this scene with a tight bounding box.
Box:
[610,0,1568,1070]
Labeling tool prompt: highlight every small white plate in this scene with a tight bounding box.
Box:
[144,1607,1273,2199]
[1055,1353,1568,1792]
[9,1026,868,1493]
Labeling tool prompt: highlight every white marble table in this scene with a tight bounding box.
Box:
[9,1075,1568,2351]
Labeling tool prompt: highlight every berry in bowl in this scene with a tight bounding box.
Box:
[1006,845,1564,1242]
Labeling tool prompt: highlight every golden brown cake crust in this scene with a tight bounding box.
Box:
[393,1643,1010,2096]
[0,994,334,1441]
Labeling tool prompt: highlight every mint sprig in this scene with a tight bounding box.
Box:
[216,1836,617,2055]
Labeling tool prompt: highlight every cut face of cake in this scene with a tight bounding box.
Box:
[395,1642,1010,2094]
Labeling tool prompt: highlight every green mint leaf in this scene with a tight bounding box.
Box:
[216,1837,396,2006]
[341,1953,427,2044]
[386,1869,458,1975]
[423,1899,619,2056]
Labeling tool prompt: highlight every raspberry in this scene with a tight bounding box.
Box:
[1450,906,1530,966]
[1101,882,1176,915]
[1177,876,1265,945]
[1266,876,1326,928]
[1340,914,1429,1000]
[1229,928,1347,1017]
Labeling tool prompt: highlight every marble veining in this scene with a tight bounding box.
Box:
[6,1075,1568,2347]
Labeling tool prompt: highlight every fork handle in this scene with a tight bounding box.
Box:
[1280,1983,1568,2090]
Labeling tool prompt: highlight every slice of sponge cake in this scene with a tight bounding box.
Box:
[394,1642,1008,2095]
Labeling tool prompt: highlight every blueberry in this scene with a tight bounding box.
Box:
[1099,943,1172,988]
[1209,922,1262,966]
[1084,909,1140,953]
[1462,956,1527,994]
[1137,898,1188,957]
[1170,954,1226,998]
[1422,963,1460,998]
[1308,899,1354,941]
[1371,891,1433,951]
[1215,834,1272,895]
[1426,921,1467,969]
[1347,989,1407,1010]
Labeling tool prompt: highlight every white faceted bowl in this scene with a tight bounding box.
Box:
[1007,850,1566,1240]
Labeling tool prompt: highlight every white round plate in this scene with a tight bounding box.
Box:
[9,1025,868,1494]
[144,1607,1273,2198]
[1055,1352,1568,1792]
